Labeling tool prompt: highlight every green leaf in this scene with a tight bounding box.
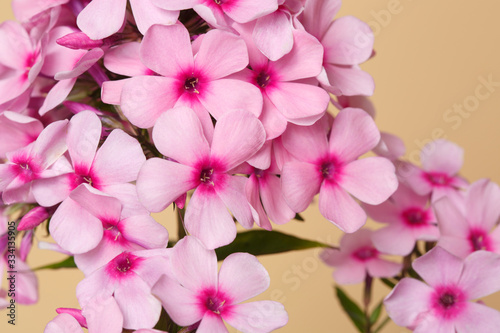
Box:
[215,230,329,261]
[335,286,366,333]
[370,300,383,324]
[380,278,396,289]
[33,256,77,271]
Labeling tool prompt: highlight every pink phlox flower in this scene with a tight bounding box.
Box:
[320,228,402,284]
[281,108,398,232]
[434,178,500,259]
[32,111,147,254]
[71,184,169,275]
[77,0,179,40]
[137,106,265,249]
[300,0,375,96]
[0,119,68,204]
[399,139,468,203]
[152,236,288,332]
[12,0,68,23]
[38,25,105,115]
[0,111,43,159]
[0,20,45,105]
[384,246,500,332]
[116,24,262,142]
[76,249,171,330]
[233,24,329,139]
[152,0,278,29]
[1,251,39,305]
[363,183,438,256]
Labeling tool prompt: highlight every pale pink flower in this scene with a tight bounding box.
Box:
[0,111,43,159]
[385,246,500,332]
[435,179,500,258]
[235,26,329,138]
[0,119,68,204]
[0,20,44,106]
[77,0,179,39]
[71,184,169,275]
[116,24,262,141]
[33,111,146,254]
[1,251,39,305]
[152,0,278,28]
[400,139,468,202]
[281,108,398,232]
[320,229,401,284]
[363,183,438,256]
[300,0,375,96]
[137,107,265,249]
[153,236,288,332]
[76,249,170,330]
[12,0,68,22]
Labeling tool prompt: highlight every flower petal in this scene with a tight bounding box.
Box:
[223,301,288,333]
[281,161,322,212]
[77,0,127,40]
[412,246,463,287]
[67,111,101,175]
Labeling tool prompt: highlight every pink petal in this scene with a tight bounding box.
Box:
[455,302,500,332]
[210,110,266,171]
[39,78,77,116]
[361,201,400,225]
[33,119,69,169]
[150,0,199,10]
[224,0,277,23]
[324,64,375,96]
[54,48,105,81]
[67,111,101,175]
[328,108,380,162]
[281,121,328,163]
[83,295,123,333]
[12,257,38,304]
[152,275,204,326]
[465,179,500,230]
[0,111,43,158]
[101,79,129,105]
[199,79,263,119]
[218,252,269,303]
[152,106,210,164]
[69,184,122,221]
[114,278,162,329]
[223,301,288,333]
[44,313,84,333]
[384,278,433,328]
[32,173,77,207]
[195,30,249,79]
[412,246,463,287]
[120,76,180,128]
[301,0,341,40]
[366,258,402,278]
[0,21,32,69]
[12,0,68,22]
[323,16,374,65]
[246,174,272,230]
[272,30,324,81]
[260,173,295,225]
[319,181,366,233]
[140,24,193,77]
[104,42,153,77]
[198,312,228,333]
[458,250,500,300]
[281,161,321,212]
[49,198,103,254]
[420,139,463,175]
[129,0,179,35]
[434,237,470,259]
[77,0,127,40]
[434,197,469,238]
[259,95,288,139]
[372,225,416,256]
[184,187,237,249]
[266,82,329,124]
[332,261,366,284]
[120,215,169,249]
[339,157,398,205]
[91,129,146,185]
[253,11,293,61]
[136,158,196,212]
[171,236,218,291]
[102,183,149,218]
[373,131,406,160]
[216,176,253,229]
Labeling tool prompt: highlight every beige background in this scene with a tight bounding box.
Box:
[2,1,500,332]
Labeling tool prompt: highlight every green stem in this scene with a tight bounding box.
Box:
[373,316,391,333]
[364,275,373,333]
[177,207,187,240]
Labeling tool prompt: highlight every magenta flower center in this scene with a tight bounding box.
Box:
[11,156,41,183]
[184,77,200,94]
[106,252,141,280]
[205,294,226,314]
[425,172,451,186]
[468,228,491,251]
[402,208,427,226]
[431,286,466,319]
[319,161,337,180]
[200,168,214,185]
[353,247,378,261]
[256,72,271,88]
